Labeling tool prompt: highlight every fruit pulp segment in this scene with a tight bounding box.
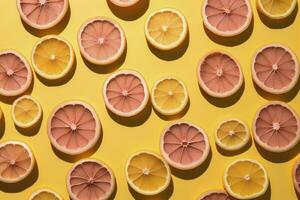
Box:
[32,192,60,200]
[261,0,294,15]
[14,98,39,124]
[217,121,247,146]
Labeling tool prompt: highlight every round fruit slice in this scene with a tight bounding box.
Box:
[198,52,243,98]
[32,35,74,80]
[160,122,210,170]
[253,101,300,153]
[29,189,62,200]
[257,0,297,19]
[12,95,42,128]
[0,141,35,183]
[0,50,32,97]
[145,8,188,51]
[293,159,300,195]
[216,119,250,151]
[224,159,269,199]
[67,159,115,200]
[198,190,230,200]
[152,77,188,116]
[252,44,299,94]
[126,151,171,195]
[103,70,149,117]
[202,0,252,37]
[78,17,126,65]
[16,0,69,30]
[109,0,140,7]
[48,101,101,155]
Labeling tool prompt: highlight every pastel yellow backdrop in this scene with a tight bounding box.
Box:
[0,0,299,200]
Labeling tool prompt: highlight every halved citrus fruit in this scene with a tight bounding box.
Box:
[32,35,74,80]
[216,119,250,151]
[67,159,115,200]
[109,0,140,7]
[257,0,297,19]
[48,101,101,155]
[253,101,300,153]
[78,17,126,65]
[103,70,149,117]
[198,190,230,200]
[125,151,171,195]
[293,159,300,195]
[12,95,42,128]
[198,51,244,98]
[145,8,188,51]
[0,141,35,183]
[151,77,188,116]
[202,0,253,37]
[16,0,69,30]
[29,189,62,200]
[0,50,32,97]
[252,44,299,94]
[224,159,269,199]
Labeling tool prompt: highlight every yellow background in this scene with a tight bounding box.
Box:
[0,0,299,199]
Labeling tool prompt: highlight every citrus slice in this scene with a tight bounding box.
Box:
[202,0,253,37]
[145,8,188,51]
[103,70,149,117]
[29,189,62,200]
[67,159,115,200]
[48,101,101,155]
[160,122,210,170]
[198,190,230,200]
[125,151,171,195]
[151,77,188,116]
[252,44,299,94]
[0,141,35,183]
[224,159,269,199]
[12,95,42,128]
[109,0,140,7]
[216,119,250,151]
[253,101,300,153]
[197,51,244,98]
[32,35,74,80]
[0,50,32,97]
[257,0,297,19]
[16,0,69,30]
[78,17,126,65]
[293,159,300,195]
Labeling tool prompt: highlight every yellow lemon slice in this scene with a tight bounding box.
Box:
[125,151,171,195]
[257,0,297,19]
[224,159,269,199]
[145,8,188,51]
[32,35,74,80]
[29,189,62,200]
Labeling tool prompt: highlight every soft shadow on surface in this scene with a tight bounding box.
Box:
[154,98,190,121]
[108,180,117,200]
[216,138,252,156]
[230,183,271,200]
[15,112,43,137]
[296,188,300,199]
[0,114,5,139]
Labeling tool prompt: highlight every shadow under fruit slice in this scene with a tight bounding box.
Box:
[0,141,35,183]
[16,0,69,30]
[67,159,115,200]
[252,44,299,94]
[29,189,62,200]
[256,0,297,19]
[198,190,230,200]
[126,151,171,195]
[78,17,126,65]
[109,0,140,7]
[160,122,210,170]
[103,70,149,117]
[253,101,300,153]
[0,50,32,97]
[198,51,243,98]
[293,160,300,195]
[48,101,101,155]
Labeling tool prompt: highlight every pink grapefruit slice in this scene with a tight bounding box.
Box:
[198,190,230,200]
[17,0,69,30]
[0,50,32,97]
[29,189,63,200]
[78,17,126,65]
[197,51,244,98]
[293,159,300,195]
[67,159,115,200]
[252,44,299,94]
[103,70,149,117]
[253,101,300,153]
[0,141,35,183]
[160,122,210,170]
[48,101,101,155]
[109,0,140,7]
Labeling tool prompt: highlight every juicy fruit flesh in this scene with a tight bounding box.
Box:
[217,120,247,147]
[14,98,39,125]
[261,0,294,15]
[31,191,60,200]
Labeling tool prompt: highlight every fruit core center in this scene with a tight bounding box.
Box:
[162,25,168,32]
[39,0,47,5]
[244,174,251,181]
[50,55,56,61]
[229,130,235,136]
[272,122,280,131]
[182,141,189,147]
[272,64,278,71]
[10,160,16,165]
[122,90,128,96]
[143,168,150,175]
[70,123,77,131]
[216,68,223,77]
[6,69,14,76]
[88,178,95,185]
[168,91,173,96]
[97,37,105,45]
[223,8,231,14]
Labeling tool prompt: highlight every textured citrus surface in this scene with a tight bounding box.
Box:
[30,190,61,200]
[13,96,40,126]
[259,0,295,16]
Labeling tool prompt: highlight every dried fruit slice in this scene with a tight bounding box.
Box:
[0,50,32,96]
[126,151,171,195]
[151,77,188,116]
[160,122,210,170]
[198,190,230,200]
[78,17,126,65]
[202,0,253,37]
[293,159,300,195]
[224,159,269,199]
[103,70,149,117]
[0,141,35,183]
[16,0,69,30]
[257,0,297,19]
[29,189,62,200]
[145,8,188,50]
[109,0,140,7]
[253,101,300,153]
[198,52,243,98]
[48,101,101,155]
[252,44,299,94]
